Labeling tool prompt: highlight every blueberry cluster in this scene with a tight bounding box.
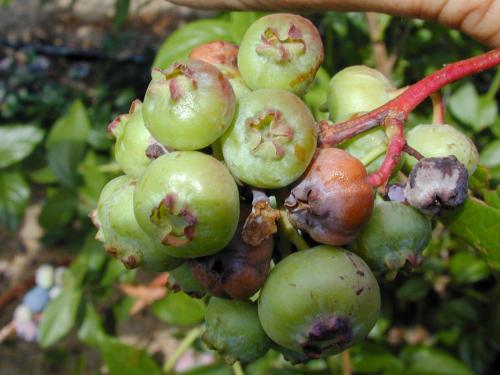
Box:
[91,13,477,364]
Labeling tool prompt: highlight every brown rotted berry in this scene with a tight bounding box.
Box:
[190,205,274,300]
[285,148,374,245]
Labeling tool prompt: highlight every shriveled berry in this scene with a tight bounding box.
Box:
[258,246,380,359]
[238,14,324,95]
[168,263,207,298]
[92,175,182,271]
[405,156,469,216]
[221,89,317,188]
[203,298,271,364]
[350,201,432,275]
[189,41,251,99]
[109,100,168,178]
[143,60,236,150]
[285,148,374,245]
[405,124,479,174]
[133,151,240,258]
[189,204,274,300]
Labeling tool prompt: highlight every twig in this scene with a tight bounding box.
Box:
[232,361,245,375]
[364,13,396,77]
[163,326,202,373]
[0,321,16,343]
[278,209,309,251]
[341,350,352,375]
[430,92,445,124]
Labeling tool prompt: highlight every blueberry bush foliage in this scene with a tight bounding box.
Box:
[1,9,499,375]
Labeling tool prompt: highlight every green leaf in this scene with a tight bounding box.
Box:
[468,164,490,193]
[476,96,498,131]
[179,364,232,375]
[352,344,404,373]
[45,100,91,187]
[396,278,430,301]
[38,288,83,348]
[78,302,107,346]
[39,188,77,232]
[441,197,500,270]
[113,0,130,28]
[153,19,233,69]
[303,67,330,121]
[449,251,490,284]
[483,188,500,209]
[100,339,162,375]
[0,125,44,168]
[449,83,478,129]
[401,347,474,375]
[151,291,205,327]
[0,170,30,230]
[229,12,264,43]
[480,140,500,169]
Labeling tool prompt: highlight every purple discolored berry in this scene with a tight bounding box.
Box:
[405,156,469,216]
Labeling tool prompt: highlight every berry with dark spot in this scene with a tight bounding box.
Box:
[142,60,236,150]
[238,14,324,95]
[258,246,380,359]
[285,148,374,245]
[404,124,479,174]
[203,297,271,364]
[405,156,469,216]
[133,151,240,258]
[221,89,317,188]
[350,201,432,275]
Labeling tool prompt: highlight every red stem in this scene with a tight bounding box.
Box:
[320,48,500,146]
[367,117,405,187]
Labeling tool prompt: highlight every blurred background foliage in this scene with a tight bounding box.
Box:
[0,1,499,374]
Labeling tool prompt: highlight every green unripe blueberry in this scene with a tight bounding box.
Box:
[133,151,240,258]
[221,89,317,188]
[350,201,432,275]
[258,246,380,359]
[142,60,236,150]
[327,66,400,173]
[238,14,324,95]
[203,298,271,364]
[168,263,206,298]
[404,124,479,174]
[109,100,168,178]
[92,175,182,271]
[327,66,397,123]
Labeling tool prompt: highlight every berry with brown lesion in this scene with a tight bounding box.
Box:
[190,204,274,300]
[285,148,374,246]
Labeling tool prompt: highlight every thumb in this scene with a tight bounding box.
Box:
[165,0,500,48]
